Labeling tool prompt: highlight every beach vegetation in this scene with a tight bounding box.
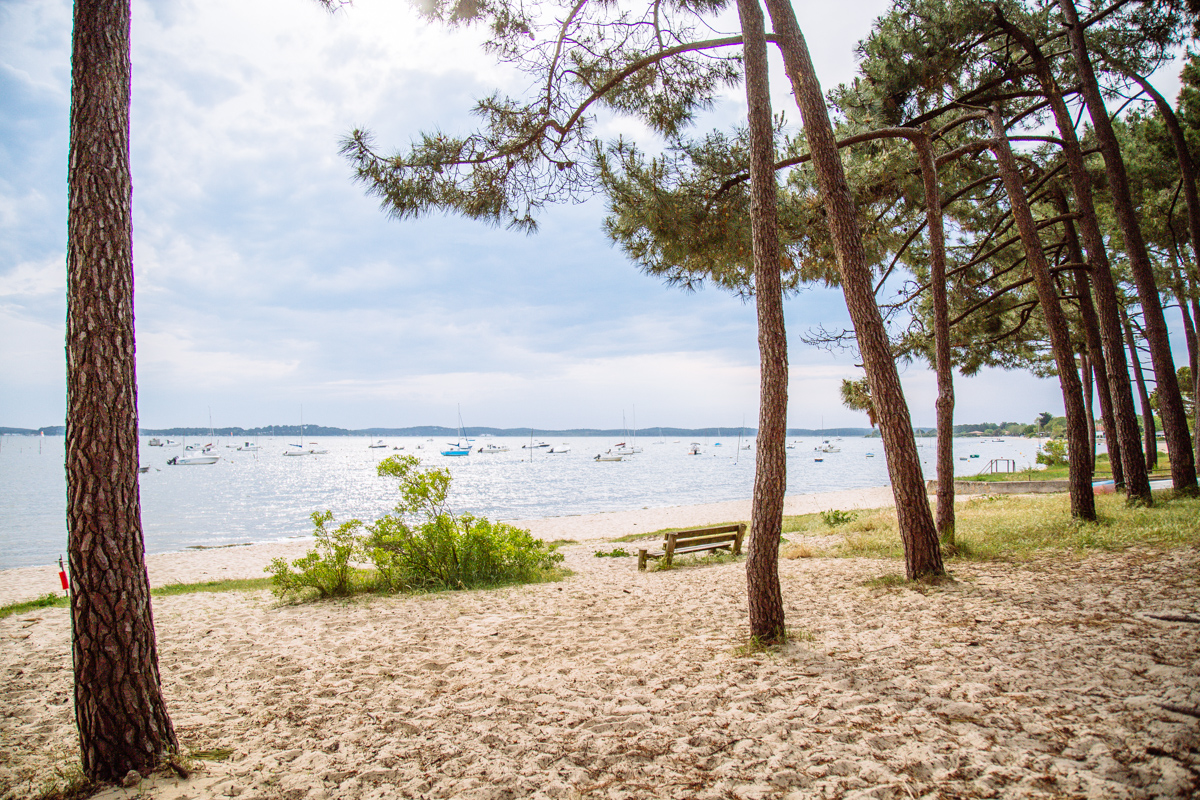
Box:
[781,492,1200,564]
[151,578,274,596]
[267,456,563,600]
[1035,439,1068,467]
[31,761,94,800]
[593,548,632,558]
[0,593,68,620]
[267,511,368,599]
[820,509,859,526]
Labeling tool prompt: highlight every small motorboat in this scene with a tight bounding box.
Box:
[813,457,824,462]
[688,443,702,455]
[368,440,389,449]
[478,443,508,454]
[148,437,163,447]
[548,444,572,454]
[392,445,406,451]
[236,441,259,451]
[594,452,623,462]
[168,453,219,466]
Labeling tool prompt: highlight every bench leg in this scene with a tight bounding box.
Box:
[638,549,647,571]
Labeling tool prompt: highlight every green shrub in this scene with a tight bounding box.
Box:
[1036,439,1067,466]
[820,508,858,526]
[267,510,366,598]
[268,455,563,598]
[594,547,631,558]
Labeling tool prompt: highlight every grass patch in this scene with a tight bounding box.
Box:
[546,539,577,548]
[960,452,1172,483]
[733,626,812,656]
[650,549,743,571]
[32,763,94,800]
[0,593,68,620]
[782,491,1200,563]
[189,748,235,761]
[152,578,274,596]
[593,548,632,558]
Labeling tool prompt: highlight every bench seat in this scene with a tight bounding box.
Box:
[637,523,746,570]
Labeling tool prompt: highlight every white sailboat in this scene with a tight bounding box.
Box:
[284,411,312,456]
[441,406,472,456]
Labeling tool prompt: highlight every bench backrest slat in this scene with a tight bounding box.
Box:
[668,524,742,542]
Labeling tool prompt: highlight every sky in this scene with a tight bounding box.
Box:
[0,0,1190,433]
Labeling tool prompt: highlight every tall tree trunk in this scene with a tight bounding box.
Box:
[1122,308,1159,471]
[67,0,177,781]
[996,9,1149,502]
[763,0,944,578]
[988,110,1095,520]
[737,0,786,644]
[1080,348,1096,475]
[1057,0,1196,492]
[914,131,955,546]
[1058,198,1122,486]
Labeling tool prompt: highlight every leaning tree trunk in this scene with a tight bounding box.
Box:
[997,10,1149,502]
[763,0,944,578]
[737,0,787,644]
[989,110,1095,520]
[1080,349,1095,476]
[1122,308,1159,471]
[1058,0,1196,492]
[913,131,956,546]
[67,0,177,781]
[1057,195,1122,484]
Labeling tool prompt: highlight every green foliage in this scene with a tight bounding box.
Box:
[268,456,563,599]
[839,377,876,427]
[820,508,859,526]
[594,547,632,558]
[1035,439,1068,467]
[0,593,67,620]
[267,511,366,599]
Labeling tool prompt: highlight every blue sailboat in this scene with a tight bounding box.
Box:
[441,407,472,457]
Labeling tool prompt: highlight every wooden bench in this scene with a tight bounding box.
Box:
[637,523,746,570]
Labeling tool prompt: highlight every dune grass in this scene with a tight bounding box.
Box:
[960,451,1173,483]
[0,578,277,621]
[780,490,1200,563]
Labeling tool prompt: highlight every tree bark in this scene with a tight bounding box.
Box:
[737,0,787,644]
[996,8,1150,502]
[67,0,177,781]
[988,110,1095,520]
[1080,348,1096,476]
[1056,195,1122,486]
[1122,308,1159,471]
[763,0,944,579]
[1057,0,1196,492]
[913,132,955,546]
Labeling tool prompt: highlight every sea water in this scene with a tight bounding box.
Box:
[0,433,1054,569]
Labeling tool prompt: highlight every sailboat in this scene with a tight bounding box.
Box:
[441,407,472,456]
[284,412,312,456]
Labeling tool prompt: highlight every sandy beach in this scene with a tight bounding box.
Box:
[3,487,1199,799]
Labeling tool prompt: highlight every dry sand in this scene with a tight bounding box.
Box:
[3,488,1199,800]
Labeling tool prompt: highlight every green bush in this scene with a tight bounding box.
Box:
[267,455,563,598]
[1036,439,1068,466]
[820,509,858,526]
[267,511,366,598]
[368,455,562,590]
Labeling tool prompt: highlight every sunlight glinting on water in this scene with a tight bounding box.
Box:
[0,433,1063,569]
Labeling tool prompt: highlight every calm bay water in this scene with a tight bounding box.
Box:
[0,433,1053,569]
